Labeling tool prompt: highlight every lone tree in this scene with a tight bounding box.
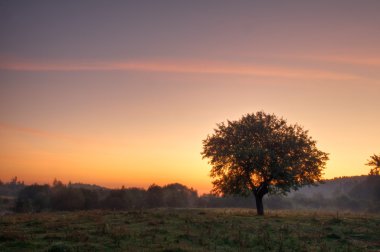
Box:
[367,153,380,176]
[202,112,328,215]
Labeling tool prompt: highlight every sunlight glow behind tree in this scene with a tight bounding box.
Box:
[202,112,329,215]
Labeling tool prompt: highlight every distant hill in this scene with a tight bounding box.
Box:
[289,176,368,198]
[277,175,380,212]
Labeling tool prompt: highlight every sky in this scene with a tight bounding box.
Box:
[0,0,379,194]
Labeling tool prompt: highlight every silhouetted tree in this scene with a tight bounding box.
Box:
[202,112,328,215]
[81,188,99,209]
[0,177,25,197]
[51,186,85,211]
[15,184,50,212]
[367,153,380,176]
[147,184,164,208]
[102,188,128,210]
[349,159,380,212]
[52,178,64,188]
[162,183,198,207]
[124,188,147,209]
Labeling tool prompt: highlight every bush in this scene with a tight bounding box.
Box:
[15,184,50,212]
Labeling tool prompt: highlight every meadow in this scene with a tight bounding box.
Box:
[0,209,379,251]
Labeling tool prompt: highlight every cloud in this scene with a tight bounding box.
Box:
[0,122,130,149]
[0,122,81,143]
[273,53,380,67]
[312,56,380,67]
[0,58,360,80]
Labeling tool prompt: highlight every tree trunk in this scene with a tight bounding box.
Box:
[255,194,264,215]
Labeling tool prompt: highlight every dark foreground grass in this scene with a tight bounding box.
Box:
[0,209,379,251]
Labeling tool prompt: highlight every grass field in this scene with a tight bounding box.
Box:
[0,209,379,251]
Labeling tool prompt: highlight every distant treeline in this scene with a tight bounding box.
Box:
[0,176,379,213]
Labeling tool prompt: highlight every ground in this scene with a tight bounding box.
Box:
[0,209,379,251]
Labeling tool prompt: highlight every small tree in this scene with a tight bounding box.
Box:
[147,184,164,208]
[202,112,328,215]
[367,154,380,176]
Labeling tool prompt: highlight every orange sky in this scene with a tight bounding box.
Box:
[0,1,379,194]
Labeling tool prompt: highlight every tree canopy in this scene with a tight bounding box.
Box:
[202,111,329,215]
[367,154,380,176]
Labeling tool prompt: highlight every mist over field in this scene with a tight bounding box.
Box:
[1,175,379,214]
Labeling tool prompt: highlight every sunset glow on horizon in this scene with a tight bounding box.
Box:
[1,1,379,194]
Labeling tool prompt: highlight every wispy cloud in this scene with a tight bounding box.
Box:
[0,122,131,150]
[273,53,380,67]
[310,55,380,67]
[0,122,81,143]
[0,58,360,80]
